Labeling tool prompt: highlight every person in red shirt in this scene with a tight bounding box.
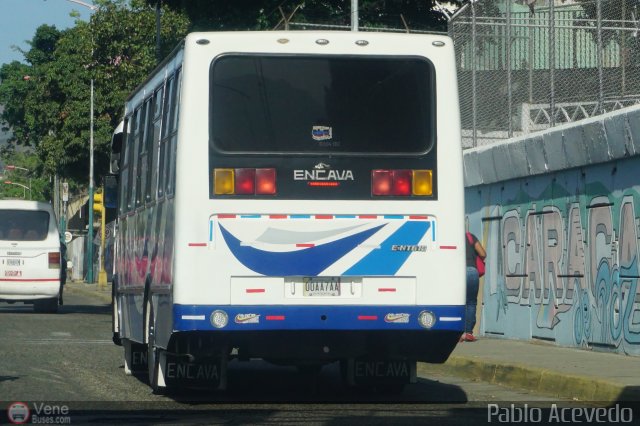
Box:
[462,231,486,342]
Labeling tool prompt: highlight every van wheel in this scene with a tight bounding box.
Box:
[33,297,59,313]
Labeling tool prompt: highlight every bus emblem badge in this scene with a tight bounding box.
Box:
[235,313,260,324]
[311,126,332,141]
[384,313,410,323]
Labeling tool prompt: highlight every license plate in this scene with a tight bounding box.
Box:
[303,277,341,297]
[6,259,21,266]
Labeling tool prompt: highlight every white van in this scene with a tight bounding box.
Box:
[0,200,65,313]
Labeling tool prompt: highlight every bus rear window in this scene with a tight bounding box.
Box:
[0,210,50,241]
[210,55,435,155]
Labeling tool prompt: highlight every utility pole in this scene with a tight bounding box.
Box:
[351,0,359,31]
[61,182,69,236]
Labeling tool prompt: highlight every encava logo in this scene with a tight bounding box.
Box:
[294,162,354,181]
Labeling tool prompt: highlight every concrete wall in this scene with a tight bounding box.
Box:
[464,105,640,356]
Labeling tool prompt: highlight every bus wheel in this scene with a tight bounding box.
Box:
[146,299,165,394]
[33,297,58,314]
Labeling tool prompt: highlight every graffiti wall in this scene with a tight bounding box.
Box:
[466,156,640,355]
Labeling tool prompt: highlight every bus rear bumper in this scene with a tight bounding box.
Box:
[174,304,464,332]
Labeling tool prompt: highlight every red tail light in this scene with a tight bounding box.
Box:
[256,168,277,195]
[234,168,256,194]
[372,170,393,195]
[391,170,412,196]
[48,252,61,269]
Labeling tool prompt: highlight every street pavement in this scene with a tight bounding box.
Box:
[65,281,640,404]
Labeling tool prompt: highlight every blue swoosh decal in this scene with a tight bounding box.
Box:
[220,224,385,276]
[344,221,430,275]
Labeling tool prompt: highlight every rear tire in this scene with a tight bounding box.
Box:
[33,297,58,313]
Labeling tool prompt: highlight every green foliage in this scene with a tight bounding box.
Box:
[0,0,189,197]
[149,0,457,32]
[0,151,47,201]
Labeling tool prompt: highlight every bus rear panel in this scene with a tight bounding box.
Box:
[114,31,465,392]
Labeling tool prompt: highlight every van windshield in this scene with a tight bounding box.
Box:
[0,210,50,241]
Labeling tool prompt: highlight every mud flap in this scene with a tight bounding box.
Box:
[123,340,148,376]
[347,358,416,386]
[163,354,228,390]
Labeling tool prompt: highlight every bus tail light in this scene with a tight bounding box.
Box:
[413,170,433,195]
[214,168,277,195]
[391,170,412,196]
[371,169,432,197]
[214,169,234,194]
[256,168,276,194]
[372,170,392,195]
[234,168,256,194]
[48,252,61,269]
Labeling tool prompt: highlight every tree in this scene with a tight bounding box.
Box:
[0,149,47,201]
[575,0,640,66]
[0,0,189,194]
[147,0,458,32]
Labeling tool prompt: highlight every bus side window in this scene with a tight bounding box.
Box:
[147,86,163,203]
[136,99,151,208]
[126,110,141,213]
[167,69,181,197]
[119,118,131,216]
[157,76,175,198]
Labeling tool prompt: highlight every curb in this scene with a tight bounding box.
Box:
[419,356,628,402]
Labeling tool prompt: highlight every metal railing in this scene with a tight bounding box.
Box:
[449,0,640,148]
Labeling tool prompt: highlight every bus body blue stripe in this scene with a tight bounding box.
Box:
[220,223,385,276]
[174,304,464,331]
[344,221,429,275]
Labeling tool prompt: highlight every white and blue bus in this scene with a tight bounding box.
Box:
[110,31,466,393]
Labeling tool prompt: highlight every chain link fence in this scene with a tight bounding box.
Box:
[449,0,640,148]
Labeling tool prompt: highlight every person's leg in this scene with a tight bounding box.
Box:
[465,266,480,336]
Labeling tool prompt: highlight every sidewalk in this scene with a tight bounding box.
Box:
[64,281,640,403]
[420,336,640,403]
